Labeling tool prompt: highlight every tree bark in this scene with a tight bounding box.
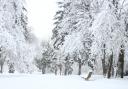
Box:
[64,68,68,75]
[42,64,46,74]
[107,53,113,78]
[102,44,107,76]
[0,64,3,73]
[117,46,124,78]
[64,63,68,75]
[55,66,57,75]
[78,59,82,75]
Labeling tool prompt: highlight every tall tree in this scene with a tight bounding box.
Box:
[0,0,37,73]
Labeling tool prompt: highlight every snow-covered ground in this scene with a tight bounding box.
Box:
[0,74,128,89]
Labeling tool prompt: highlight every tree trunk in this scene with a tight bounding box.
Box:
[64,69,67,75]
[64,63,68,75]
[0,64,3,73]
[102,59,106,76]
[117,46,124,78]
[55,66,57,75]
[102,44,107,76]
[107,53,113,78]
[78,59,82,75]
[42,64,46,74]
[64,64,69,76]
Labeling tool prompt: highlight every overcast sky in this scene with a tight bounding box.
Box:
[26,0,58,41]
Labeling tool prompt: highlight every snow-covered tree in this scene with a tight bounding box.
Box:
[35,41,55,74]
[52,0,95,75]
[90,0,128,78]
[0,0,37,73]
[51,0,128,79]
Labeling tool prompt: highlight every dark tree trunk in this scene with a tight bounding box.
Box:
[117,46,124,78]
[42,64,46,74]
[0,56,6,73]
[55,66,57,75]
[64,68,68,75]
[78,59,82,75]
[102,44,107,76]
[102,59,106,76]
[64,63,68,75]
[58,64,62,75]
[0,64,3,73]
[107,53,113,78]
[78,64,82,75]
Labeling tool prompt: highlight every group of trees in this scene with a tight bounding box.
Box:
[0,0,37,73]
[1,0,128,79]
[43,0,128,78]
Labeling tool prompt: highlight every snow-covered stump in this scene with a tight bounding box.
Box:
[85,71,93,80]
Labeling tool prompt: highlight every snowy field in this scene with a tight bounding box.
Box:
[0,74,128,89]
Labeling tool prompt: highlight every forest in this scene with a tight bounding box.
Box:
[0,0,128,80]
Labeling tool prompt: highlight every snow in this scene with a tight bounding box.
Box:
[0,74,128,89]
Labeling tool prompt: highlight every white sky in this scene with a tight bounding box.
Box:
[26,0,58,41]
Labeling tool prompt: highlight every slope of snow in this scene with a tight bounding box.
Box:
[0,74,128,89]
